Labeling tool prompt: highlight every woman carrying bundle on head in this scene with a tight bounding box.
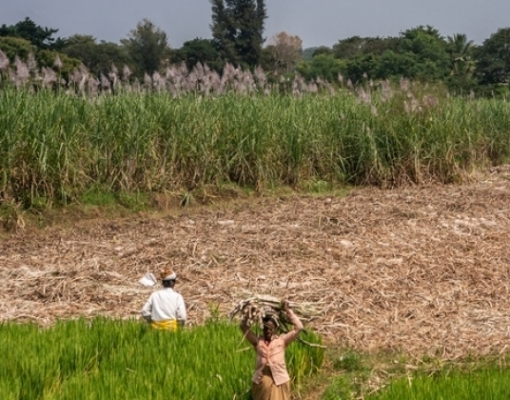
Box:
[240,300,303,400]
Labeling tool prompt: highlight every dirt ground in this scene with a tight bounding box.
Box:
[1,168,510,360]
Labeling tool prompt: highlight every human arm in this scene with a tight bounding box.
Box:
[240,320,258,347]
[281,300,303,345]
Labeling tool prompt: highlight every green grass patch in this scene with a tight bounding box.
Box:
[367,366,510,400]
[319,348,510,400]
[0,317,324,400]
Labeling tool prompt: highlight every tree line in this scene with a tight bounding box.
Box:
[0,0,509,96]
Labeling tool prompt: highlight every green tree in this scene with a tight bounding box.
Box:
[311,46,333,58]
[121,18,170,76]
[447,33,476,69]
[259,46,275,72]
[0,36,81,83]
[61,35,131,77]
[299,47,317,60]
[295,54,345,82]
[475,27,510,86]
[171,38,223,72]
[333,36,399,59]
[0,36,36,60]
[333,36,365,59]
[0,17,62,50]
[36,50,81,79]
[374,50,416,80]
[445,33,477,94]
[344,54,378,84]
[210,0,267,68]
[96,41,132,76]
[399,25,450,81]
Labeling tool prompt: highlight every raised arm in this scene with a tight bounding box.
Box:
[281,300,303,346]
[240,320,258,347]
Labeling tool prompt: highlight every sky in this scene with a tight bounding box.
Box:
[1,0,509,49]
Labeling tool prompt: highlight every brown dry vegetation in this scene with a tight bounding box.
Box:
[1,169,510,361]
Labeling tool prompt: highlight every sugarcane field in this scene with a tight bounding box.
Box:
[2,166,510,399]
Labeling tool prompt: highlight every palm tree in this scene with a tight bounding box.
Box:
[447,33,476,77]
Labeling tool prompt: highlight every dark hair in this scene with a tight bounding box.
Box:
[262,316,277,327]
[162,279,175,288]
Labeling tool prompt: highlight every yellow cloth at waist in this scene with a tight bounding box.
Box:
[151,319,178,331]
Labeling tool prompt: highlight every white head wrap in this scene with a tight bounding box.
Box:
[162,271,177,281]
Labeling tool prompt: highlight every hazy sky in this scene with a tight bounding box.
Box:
[1,0,508,49]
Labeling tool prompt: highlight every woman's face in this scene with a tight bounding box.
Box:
[263,320,276,341]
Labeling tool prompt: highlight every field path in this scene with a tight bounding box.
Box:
[2,170,510,359]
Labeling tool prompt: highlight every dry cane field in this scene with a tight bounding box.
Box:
[1,168,510,362]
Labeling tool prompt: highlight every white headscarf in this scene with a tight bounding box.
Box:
[162,271,177,281]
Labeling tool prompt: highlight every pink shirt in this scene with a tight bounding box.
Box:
[241,310,303,386]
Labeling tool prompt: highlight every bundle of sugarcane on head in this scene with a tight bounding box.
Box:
[229,294,319,334]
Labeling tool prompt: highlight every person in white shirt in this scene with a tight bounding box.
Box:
[141,268,187,330]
